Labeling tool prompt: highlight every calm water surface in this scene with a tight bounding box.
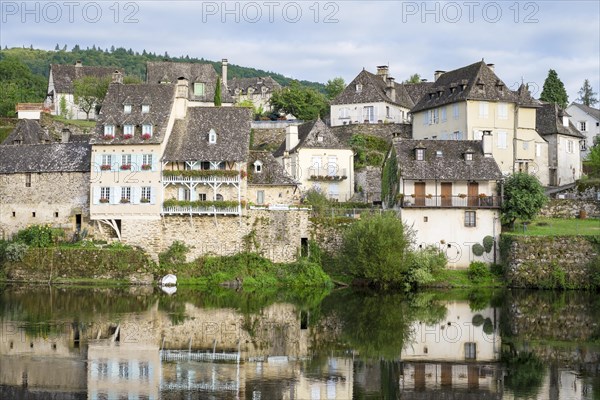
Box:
[0,284,598,399]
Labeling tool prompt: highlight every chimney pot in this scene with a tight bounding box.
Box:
[434,70,446,81]
[61,128,71,143]
[487,63,495,72]
[285,125,299,152]
[112,70,123,84]
[221,59,228,90]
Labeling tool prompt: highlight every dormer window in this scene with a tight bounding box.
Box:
[209,128,217,144]
[194,82,205,96]
[104,125,115,136]
[142,124,153,137]
[123,124,134,136]
[317,135,323,142]
[436,150,443,157]
[254,160,263,173]
[124,104,132,114]
[142,104,150,114]
[416,148,425,161]
[465,152,473,161]
[356,83,362,93]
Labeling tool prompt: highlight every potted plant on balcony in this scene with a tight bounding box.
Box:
[120,198,130,204]
[141,133,152,140]
[478,193,488,198]
[120,164,132,171]
[123,133,133,140]
[458,193,467,198]
[141,164,152,171]
[426,194,433,199]
[100,164,111,171]
[99,198,109,203]
[140,197,150,203]
[103,134,114,140]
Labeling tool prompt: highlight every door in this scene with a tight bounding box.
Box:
[414,182,426,206]
[468,182,479,207]
[441,183,452,206]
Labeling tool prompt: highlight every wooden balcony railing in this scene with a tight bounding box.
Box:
[401,195,501,208]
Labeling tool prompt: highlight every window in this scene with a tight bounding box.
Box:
[363,106,375,122]
[141,104,150,114]
[536,143,542,157]
[465,211,476,227]
[355,83,362,93]
[197,193,207,201]
[121,187,131,203]
[428,109,439,124]
[194,82,205,96]
[254,160,263,173]
[453,104,459,119]
[118,362,129,379]
[54,212,59,218]
[497,102,508,119]
[416,148,425,161]
[423,112,430,125]
[339,107,349,119]
[441,107,447,122]
[579,121,587,131]
[436,150,443,157]
[101,154,112,168]
[257,190,265,205]
[124,104,132,114]
[104,125,115,136]
[465,152,473,161]
[386,106,390,118]
[209,128,217,144]
[567,140,574,153]
[179,188,191,201]
[141,186,151,203]
[327,156,337,176]
[100,187,111,203]
[142,124,153,137]
[25,173,31,187]
[121,154,131,166]
[479,102,489,118]
[465,342,477,360]
[123,125,134,136]
[142,154,153,170]
[497,131,507,149]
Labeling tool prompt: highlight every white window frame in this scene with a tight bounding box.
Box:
[257,190,265,205]
[142,124,153,137]
[142,154,153,169]
[104,125,115,136]
[123,124,134,136]
[416,148,425,161]
[124,104,132,114]
[121,186,131,203]
[497,102,508,120]
[101,154,113,166]
[141,104,150,114]
[121,154,132,166]
[440,107,447,122]
[141,186,151,203]
[579,121,587,131]
[497,131,507,149]
[536,143,542,157]
[465,342,477,359]
[194,82,205,96]
[479,102,489,118]
[363,106,375,122]
[567,140,574,153]
[453,104,459,119]
[465,211,476,227]
[209,128,217,144]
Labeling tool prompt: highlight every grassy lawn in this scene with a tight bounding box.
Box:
[504,218,600,236]
[428,268,505,288]
[50,115,97,130]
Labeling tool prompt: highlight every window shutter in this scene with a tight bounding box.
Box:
[150,187,156,205]
[131,187,139,204]
[112,187,121,204]
[178,187,185,201]
[93,187,100,205]
[94,154,103,170]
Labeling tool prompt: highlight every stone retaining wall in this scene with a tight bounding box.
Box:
[539,199,600,218]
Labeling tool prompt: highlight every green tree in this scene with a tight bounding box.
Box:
[73,75,110,119]
[0,56,46,117]
[340,212,411,286]
[540,69,569,109]
[403,73,421,84]
[586,142,600,175]
[324,77,345,100]
[501,173,548,226]
[214,76,222,106]
[269,80,328,120]
[59,96,68,118]
[577,78,598,107]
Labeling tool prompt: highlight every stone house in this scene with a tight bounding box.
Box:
[387,138,502,267]
[0,141,91,239]
[565,102,600,158]
[45,60,122,120]
[536,102,584,187]
[247,150,300,206]
[228,76,281,113]
[146,60,233,106]
[330,65,433,126]
[275,119,354,202]
[1,119,52,145]
[410,61,549,186]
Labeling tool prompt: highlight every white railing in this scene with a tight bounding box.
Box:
[161,349,240,362]
[162,174,240,184]
[249,204,312,211]
[162,205,240,215]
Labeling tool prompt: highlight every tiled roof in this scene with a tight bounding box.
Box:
[91,83,176,145]
[163,107,252,162]
[229,76,281,95]
[411,61,539,113]
[569,102,600,121]
[146,61,233,103]
[0,142,91,173]
[536,102,585,139]
[248,151,297,186]
[273,119,350,157]
[393,139,502,181]
[50,63,121,94]
[402,82,435,107]
[1,119,51,145]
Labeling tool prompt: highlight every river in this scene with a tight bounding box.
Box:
[0,284,598,399]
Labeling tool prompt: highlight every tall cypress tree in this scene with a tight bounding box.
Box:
[540,69,569,109]
[214,77,222,107]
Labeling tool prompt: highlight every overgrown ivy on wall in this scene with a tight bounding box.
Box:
[381,146,399,208]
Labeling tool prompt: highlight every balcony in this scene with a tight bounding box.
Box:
[162,200,240,216]
[162,170,240,184]
[307,168,348,181]
[401,195,501,208]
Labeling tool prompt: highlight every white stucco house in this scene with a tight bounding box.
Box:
[565,102,600,158]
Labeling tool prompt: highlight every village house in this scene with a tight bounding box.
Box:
[330,65,433,127]
[146,60,233,106]
[15,103,47,120]
[410,61,549,186]
[45,60,121,120]
[228,76,281,113]
[387,138,502,267]
[566,102,600,157]
[274,119,354,202]
[1,119,52,145]
[247,150,300,206]
[536,103,584,187]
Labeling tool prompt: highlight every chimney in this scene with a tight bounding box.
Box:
[74,60,82,67]
[221,59,228,90]
[285,125,299,151]
[61,128,71,143]
[482,130,493,157]
[386,77,396,102]
[421,79,428,82]
[562,115,569,127]
[112,70,123,84]
[434,70,446,81]
[174,78,189,118]
[377,65,388,81]
[487,63,495,72]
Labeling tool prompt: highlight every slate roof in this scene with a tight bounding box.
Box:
[0,142,91,174]
[393,139,502,181]
[248,151,298,186]
[411,61,540,113]
[91,83,176,145]
[163,107,252,162]
[569,102,600,121]
[50,63,121,94]
[1,119,51,145]
[229,76,281,95]
[146,61,233,103]
[536,103,585,139]
[273,119,350,157]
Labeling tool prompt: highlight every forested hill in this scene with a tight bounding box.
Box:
[0,46,325,91]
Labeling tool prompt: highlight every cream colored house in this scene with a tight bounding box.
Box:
[388,138,502,267]
[247,150,300,206]
[411,61,549,186]
[229,76,281,112]
[275,119,354,202]
[330,65,433,127]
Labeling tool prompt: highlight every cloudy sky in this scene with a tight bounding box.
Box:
[2,0,599,102]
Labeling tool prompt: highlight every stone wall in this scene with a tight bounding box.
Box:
[501,235,598,288]
[331,123,411,146]
[119,209,311,263]
[309,218,347,255]
[251,127,285,151]
[539,199,600,218]
[0,172,91,239]
[354,166,382,202]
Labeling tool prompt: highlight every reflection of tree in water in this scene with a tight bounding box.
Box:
[503,351,546,399]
